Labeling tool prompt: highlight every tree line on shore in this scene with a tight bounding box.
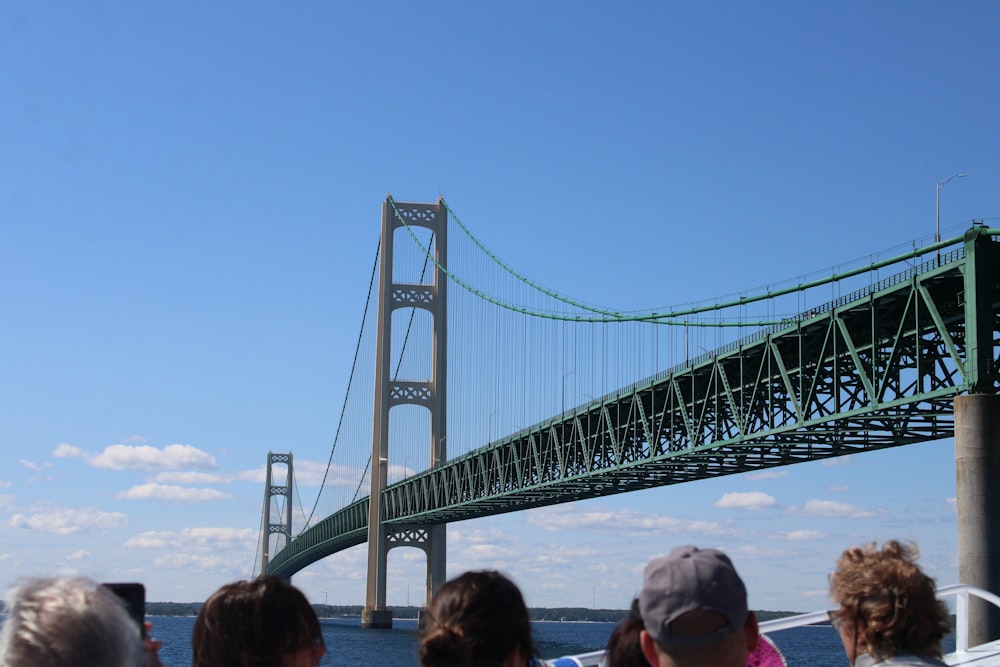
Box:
[144,601,800,623]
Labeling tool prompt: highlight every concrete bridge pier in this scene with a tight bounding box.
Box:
[956,393,1000,647]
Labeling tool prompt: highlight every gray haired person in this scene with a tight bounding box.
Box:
[0,576,145,667]
[638,545,760,667]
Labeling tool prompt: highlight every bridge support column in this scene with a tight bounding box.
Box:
[422,523,446,628]
[956,394,1000,647]
[362,607,393,629]
[362,197,448,629]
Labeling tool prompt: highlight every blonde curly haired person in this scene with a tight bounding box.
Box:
[829,540,951,667]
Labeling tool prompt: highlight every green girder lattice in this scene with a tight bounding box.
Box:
[266,228,1000,578]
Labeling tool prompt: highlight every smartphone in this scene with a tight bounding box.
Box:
[103,582,146,637]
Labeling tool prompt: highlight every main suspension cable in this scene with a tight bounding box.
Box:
[394,196,973,325]
[302,239,381,529]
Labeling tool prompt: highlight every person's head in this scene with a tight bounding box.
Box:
[420,570,535,667]
[0,576,142,667]
[638,545,758,667]
[192,576,325,667]
[829,539,950,663]
[605,598,647,667]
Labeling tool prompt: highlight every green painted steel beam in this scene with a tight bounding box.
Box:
[963,226,1000,393]
[266,229,1000,580]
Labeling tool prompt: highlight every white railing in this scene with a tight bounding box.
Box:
[932,584,1000,664]
[544,584,1000,667]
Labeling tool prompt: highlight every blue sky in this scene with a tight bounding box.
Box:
[1,1,998,615]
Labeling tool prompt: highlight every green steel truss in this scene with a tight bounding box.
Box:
[267,228,1000,578]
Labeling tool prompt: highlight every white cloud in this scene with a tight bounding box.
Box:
[153,553,233,570]
[310,546,367,581]
[801,589,830,599]
[744,470,788,481]
[946,497,957,511]
[116,484,229,502]
[8,507,128,534]
[821,456,855,467]
[386,465,413,483]
[124,532,170,549]
[287,461,349,487]
[152,465,349,486]
[132,525,262,577]
[151,471,225,485]
[25,475,56,484]
[125,527,255,550]
[795,499,879,518]
[731,544,788,559]
[827,485,850,493]
[782,530,825,541]
[230,466,267,484]
[525,506,729,535]
[461,542,523,561]
[687,520,726,532]
[0,480,11,488]
[447,530,607,586]
[587,561,613,575]
[19,459,52,471]
[525,545,598,568]
[67,550,90,560]
[449,526,506,545]
[91,444,217,471]
[53,443,85,459]
[714,491,777,510]
[230,461,364,488]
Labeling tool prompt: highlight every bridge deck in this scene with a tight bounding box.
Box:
[267,229,1000,579]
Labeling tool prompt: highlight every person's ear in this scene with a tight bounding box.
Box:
[744,611,760,652]
[501,645,523,667]
[640,629,660,666]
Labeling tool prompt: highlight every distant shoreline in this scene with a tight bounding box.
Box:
[142,602,803,625]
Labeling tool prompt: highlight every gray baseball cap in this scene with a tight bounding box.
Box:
[639,545,748,649]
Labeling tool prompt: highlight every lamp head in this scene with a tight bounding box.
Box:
[939,173,969,188]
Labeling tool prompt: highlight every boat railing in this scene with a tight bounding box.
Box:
[925,584,1000,660]
[544,583,1000,667]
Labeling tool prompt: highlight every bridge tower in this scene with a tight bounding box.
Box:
[260,451,293,574]
[362,197,447,629]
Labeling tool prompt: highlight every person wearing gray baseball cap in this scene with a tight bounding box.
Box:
[638,545,760,667]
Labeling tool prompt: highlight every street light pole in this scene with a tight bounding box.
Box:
[936,173,968,243]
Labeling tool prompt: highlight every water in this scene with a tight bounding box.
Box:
[147,615,856,667]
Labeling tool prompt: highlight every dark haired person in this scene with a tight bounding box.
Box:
[605,598,647,667]
[192,576,326,667]
[829,540,950,667]
[420,570,537,667]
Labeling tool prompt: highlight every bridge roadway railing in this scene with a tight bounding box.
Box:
[267,230,999,578]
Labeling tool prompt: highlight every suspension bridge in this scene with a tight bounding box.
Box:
[256,197,1000,633]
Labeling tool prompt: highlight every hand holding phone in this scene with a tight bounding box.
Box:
[102,582,146,638]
